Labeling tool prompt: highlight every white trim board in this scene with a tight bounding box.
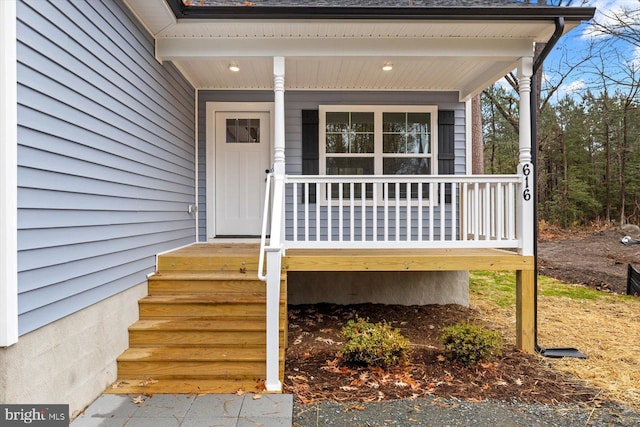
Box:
[205,102,275,241]
[1,0,18,346]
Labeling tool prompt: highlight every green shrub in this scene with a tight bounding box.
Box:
[440,323,503,366]
[340,318,410,368]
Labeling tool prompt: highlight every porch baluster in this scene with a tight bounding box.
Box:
[418,182,423,241]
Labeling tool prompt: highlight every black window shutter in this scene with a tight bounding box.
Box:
[438,110,455,202]
[301,110,319,202]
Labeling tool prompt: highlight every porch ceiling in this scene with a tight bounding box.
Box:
[123,0,588,100]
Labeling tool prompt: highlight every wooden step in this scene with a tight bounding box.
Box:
[138,294,286,319]
[149,272,265,294]
[128,319,284,347]
[106,378,268,395]
[148,272,286,295]
[157,244,260,272]
[117,347,284,378]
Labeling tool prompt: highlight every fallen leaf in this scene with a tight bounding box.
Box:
[340,386,359,391]
[138,378,158,387]
[111,380,129,389]
[235,388,246,396]
[437,354,447,362]
[314,337,338,345]
[255,379,266,392]
[515,378,524,386]
[130,395,145,405]
[252,394,262,400]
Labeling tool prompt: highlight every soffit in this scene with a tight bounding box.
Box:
[122,0,588,100]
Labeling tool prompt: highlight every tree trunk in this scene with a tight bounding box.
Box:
[471,94,484,174]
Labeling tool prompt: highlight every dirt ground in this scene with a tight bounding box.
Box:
[284,304,602,406]
[284,226,640,408]
[538,225,640,294]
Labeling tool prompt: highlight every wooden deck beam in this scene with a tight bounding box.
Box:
[283,248,534,272]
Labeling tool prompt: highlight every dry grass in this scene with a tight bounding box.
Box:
[471,272,640,411]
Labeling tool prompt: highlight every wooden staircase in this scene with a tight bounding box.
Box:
[107,243,286,394]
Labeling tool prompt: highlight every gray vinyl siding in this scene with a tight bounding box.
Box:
[197,91,464,241]
[17,0,196,335]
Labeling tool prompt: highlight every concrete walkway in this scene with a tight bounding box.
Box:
[71,393,293,427]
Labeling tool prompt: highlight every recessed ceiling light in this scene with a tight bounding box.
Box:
[382,62,393,71]
[228,63,240,72]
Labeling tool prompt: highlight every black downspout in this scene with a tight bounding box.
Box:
[531,16,564,353]
[530,18,585,358]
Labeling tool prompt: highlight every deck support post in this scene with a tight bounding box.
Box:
[517,56,534,257]
[516,269,535,353]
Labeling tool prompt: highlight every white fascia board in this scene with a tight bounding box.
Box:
[156,36,533,61]
[1,0,18,347]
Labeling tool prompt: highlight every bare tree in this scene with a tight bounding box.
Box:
[587,6,640,48]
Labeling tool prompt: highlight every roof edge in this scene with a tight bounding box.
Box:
[165,2,595,21]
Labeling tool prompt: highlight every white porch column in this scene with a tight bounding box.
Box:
[1,0,18,347]
[517,57,534,257]
[265,56,285,392]
[272,57,285,177]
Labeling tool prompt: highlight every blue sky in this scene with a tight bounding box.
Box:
[543,0,640,101]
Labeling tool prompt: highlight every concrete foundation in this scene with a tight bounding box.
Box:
[287,271,469,306]
[0,283,146,419]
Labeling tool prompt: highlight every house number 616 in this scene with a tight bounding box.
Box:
[522,164,532,201]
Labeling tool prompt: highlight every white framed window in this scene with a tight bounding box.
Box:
[319,105,438,202]
[319,105,437,177]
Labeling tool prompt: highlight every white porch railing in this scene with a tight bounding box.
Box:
[284,175,521,249]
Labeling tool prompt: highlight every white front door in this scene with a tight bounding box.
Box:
[215,112,271,236]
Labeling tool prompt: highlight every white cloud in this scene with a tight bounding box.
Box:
[558,79,586,98]
[581,0,640,40]
[565,79,586,93]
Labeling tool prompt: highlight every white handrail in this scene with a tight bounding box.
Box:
[257,172,273,282]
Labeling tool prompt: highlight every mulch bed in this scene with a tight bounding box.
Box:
[284,303,603,406]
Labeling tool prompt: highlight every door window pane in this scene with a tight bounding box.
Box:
[226,119,260,143]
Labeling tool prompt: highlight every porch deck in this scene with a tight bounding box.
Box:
[159,243,533,272]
